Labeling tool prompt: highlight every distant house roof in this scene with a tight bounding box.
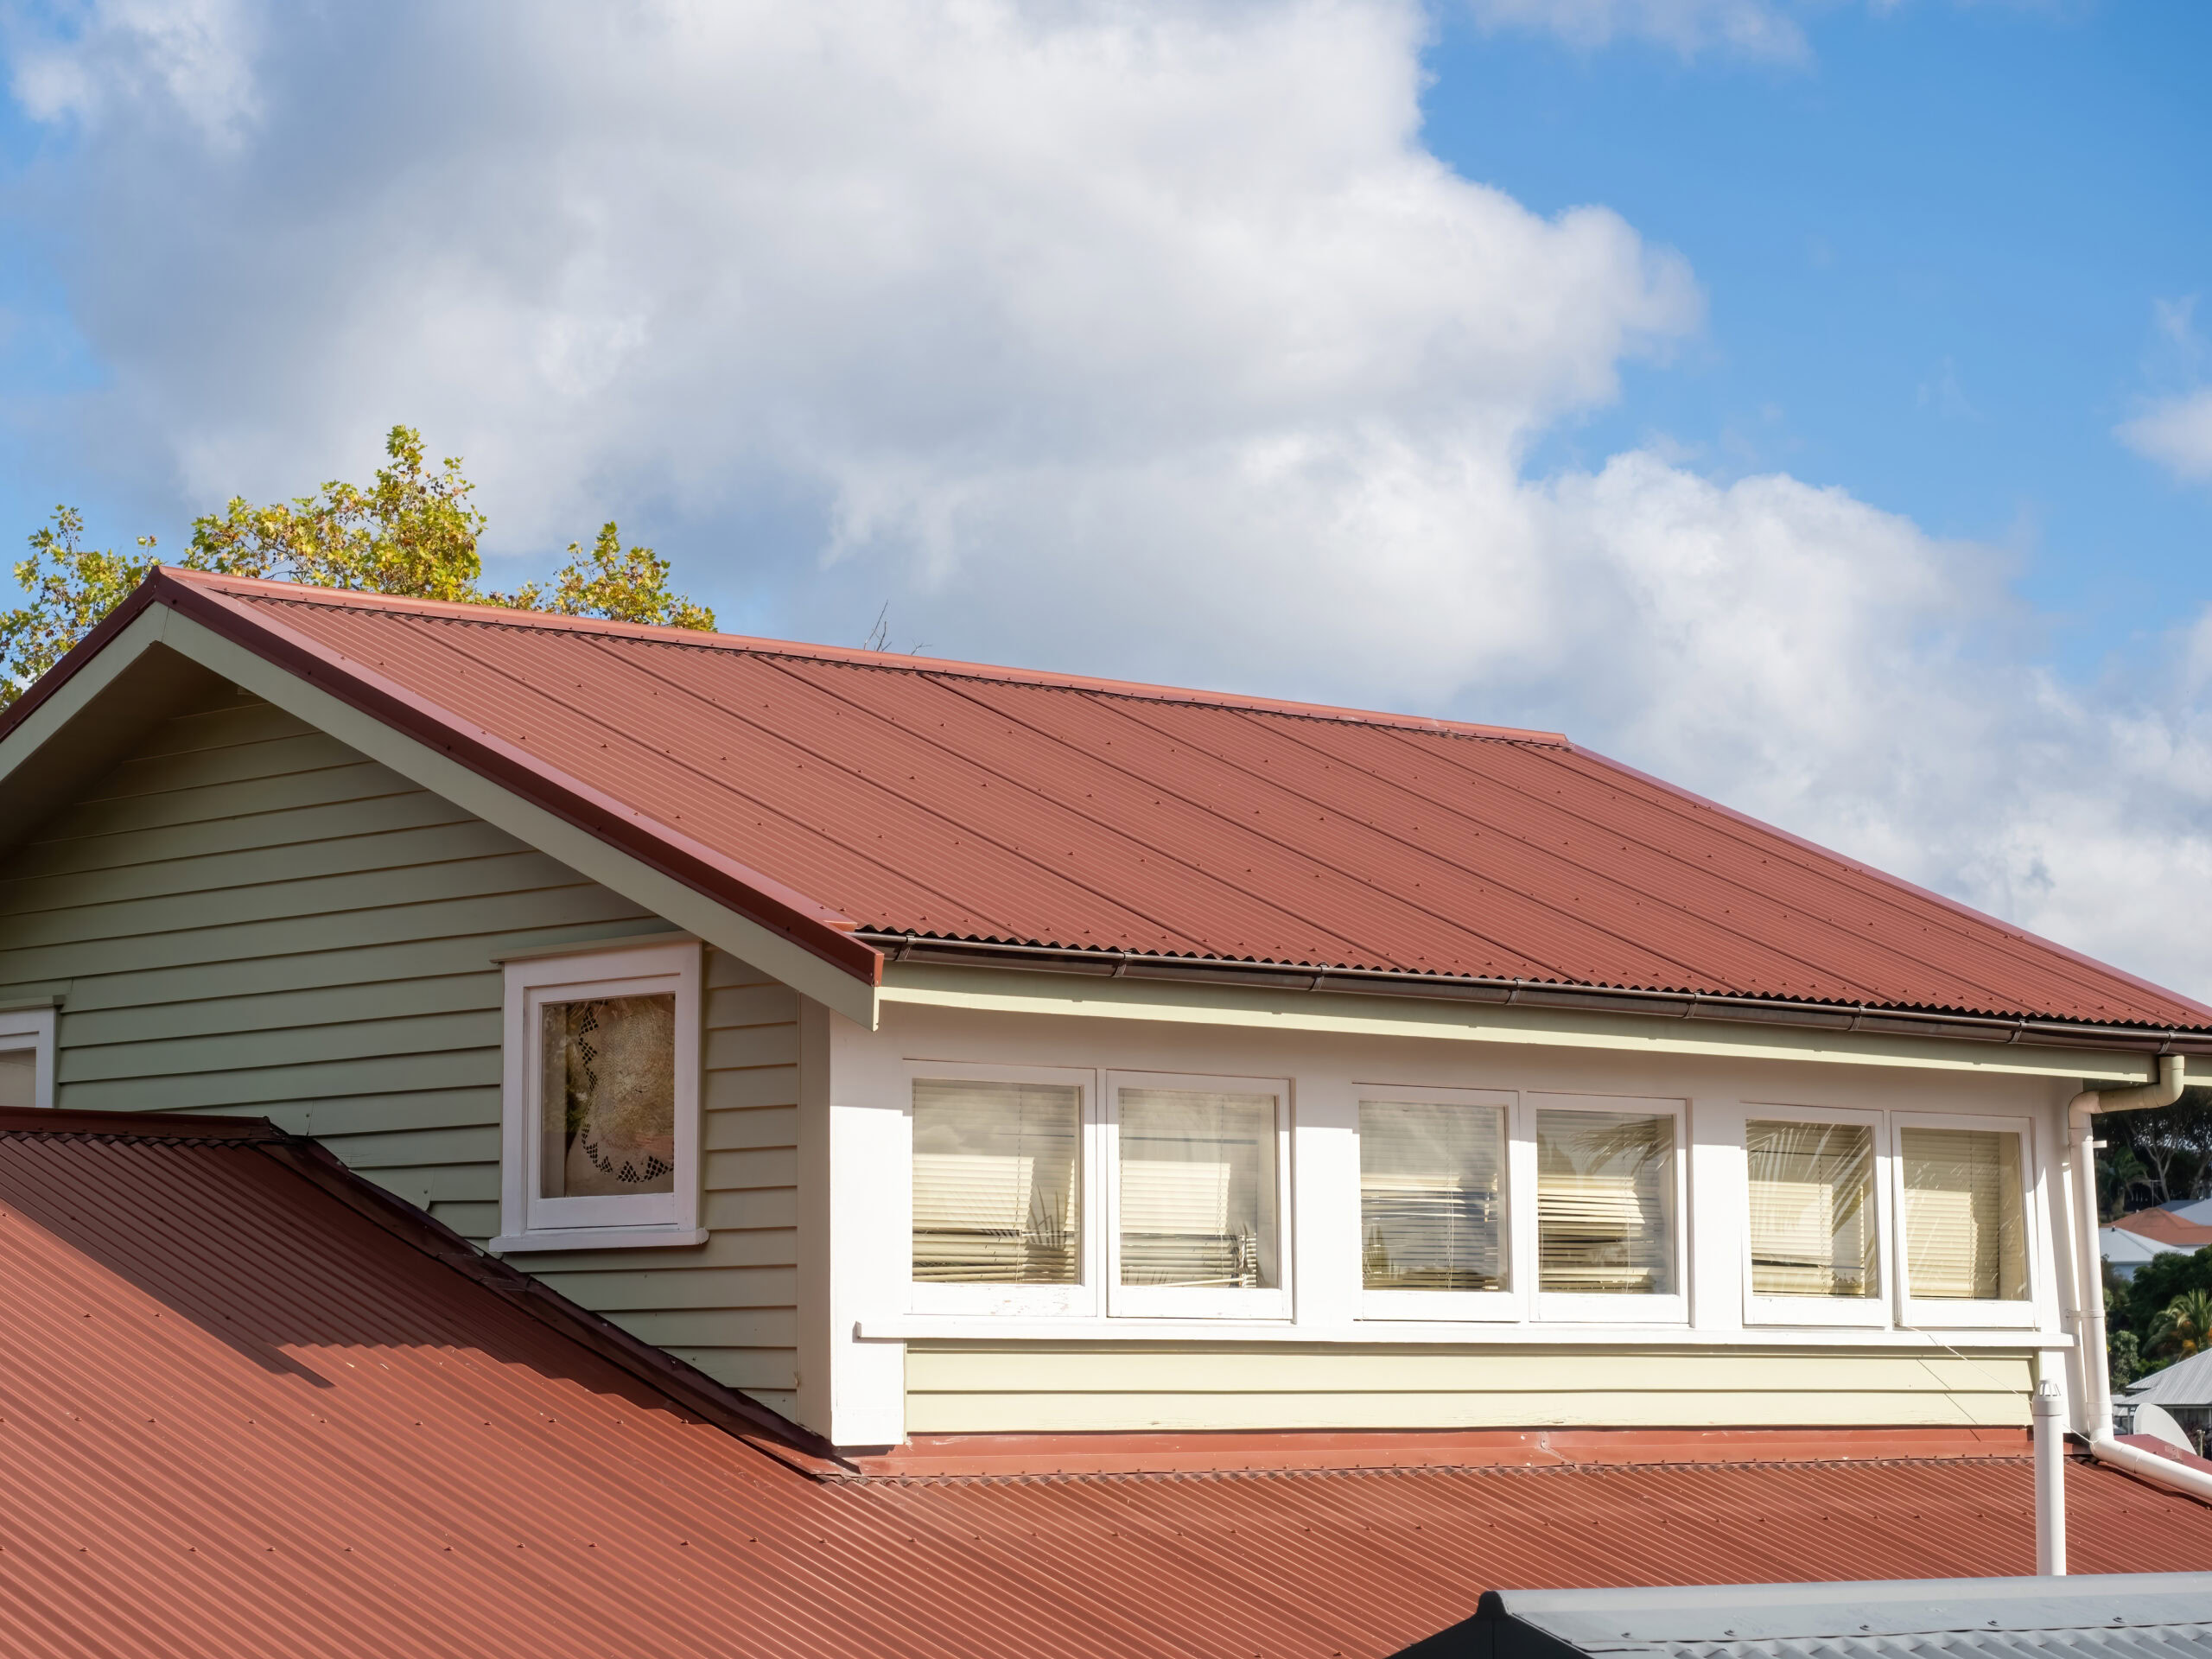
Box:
[2109,1209,2212,1249]
[2101,1225,2182,1267]
[7,567,2210,1041]
[8,1103,2212,1658]
[1424,1573,2212,1659]
[2126,1349,2212,1411]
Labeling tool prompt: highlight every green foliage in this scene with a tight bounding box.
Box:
[186,425,487,602]
[493,521,715,631]
[2,426,715,707]
[2110,1244,2212,1351]
[2109,1328,2147,1390]
[2152,1287,2212,1359]
[0,507,161,701]
[2096,1087,2212,1213]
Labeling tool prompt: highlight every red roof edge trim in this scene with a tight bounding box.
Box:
[149,570,883,989]
[0,1104,285,1141]
[0,571,171,748]
[164,567,1570,747]
[1561,741,2212,1028]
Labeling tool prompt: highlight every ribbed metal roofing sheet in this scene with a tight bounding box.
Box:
[2122,1349,2212,1410]
[22,568,2210,1031]
[1464,1574,2212,1659]
[6,1109,2212,1659]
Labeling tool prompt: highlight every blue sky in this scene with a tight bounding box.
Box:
[1423,2,2212,674]
[2,0,2211,994]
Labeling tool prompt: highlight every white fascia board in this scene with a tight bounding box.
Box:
[79,607,877,1027]
[880,963,2145,1083]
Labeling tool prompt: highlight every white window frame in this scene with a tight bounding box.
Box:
[1105,1070,1294,1322]
[492,940,704,1254]
[1739,1102,1892,1329]
[1355,1084,1520,1324]
[1525,1090,1690,1325]
[0,1006,57,1110]
[905,1061,1101,1319]
[1891,1109,2040,1330]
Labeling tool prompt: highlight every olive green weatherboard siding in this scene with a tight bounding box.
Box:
[899,1345,2037,1434]
[0,686,801,1410]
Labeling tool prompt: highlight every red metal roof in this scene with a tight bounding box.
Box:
[2107,1208,2212,1248]
[13,567,2208,1031]
[3,1106,2211,1658]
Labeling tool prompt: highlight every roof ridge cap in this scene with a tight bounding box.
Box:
[165,567,1569,747]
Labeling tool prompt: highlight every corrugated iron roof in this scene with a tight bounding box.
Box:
[1448,1573,2212,1659]
[2123,1351,2212,1410]
[5,1105,2212,1659]
[10,567,2209,1033]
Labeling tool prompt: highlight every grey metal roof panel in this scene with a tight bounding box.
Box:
[2124,1350,2212,1408]
[1478,1575,2212,1659]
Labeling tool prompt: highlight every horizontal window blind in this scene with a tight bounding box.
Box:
[1360,1101,1505,1292]
[1745,1120,1877,1298]
[1535,1109,1675,1295]
[912,1080,1080,1284]
[1119,1088,1277,1289]
[1901,1126,2028,1301]
[0,1051,32,1111]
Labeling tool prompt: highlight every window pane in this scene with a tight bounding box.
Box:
[1901,1126,2028,1301]
[1746,1120,1877,1298]
[1361,1101,1505,1291]
[1536,1109,1675,1295]
[912,1080,1080,1284]
[1119,1088,1277,1288]
[537,994,677,1198]
[0,1050,33,1110]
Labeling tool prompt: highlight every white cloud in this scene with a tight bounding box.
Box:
[10,0,2212,1001]
[2119,391,2212,485]
[10,0,259,146]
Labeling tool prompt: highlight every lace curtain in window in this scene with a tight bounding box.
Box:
[537,994,677,1198]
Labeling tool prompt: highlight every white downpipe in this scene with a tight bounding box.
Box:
[2061,1056,2212,1518]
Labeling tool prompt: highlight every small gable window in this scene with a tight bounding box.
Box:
[0,1007,55,1110]
[493,939,703,1254]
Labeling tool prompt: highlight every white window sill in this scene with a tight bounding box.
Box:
[1745,1296,1894,1329]
[491,1227,709,1255]
[1899,1300,2041,1330]
[855,1315,2072,1349]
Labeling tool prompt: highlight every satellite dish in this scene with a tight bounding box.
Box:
[2133,1401,2196,1454]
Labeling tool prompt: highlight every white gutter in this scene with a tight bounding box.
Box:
[2058,1055,2212,1543]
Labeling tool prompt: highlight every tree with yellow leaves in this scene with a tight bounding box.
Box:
[1,425,715,706]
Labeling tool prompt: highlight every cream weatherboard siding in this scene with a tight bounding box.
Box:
[901,1346,2037,1434]
[0,685,802,1412]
